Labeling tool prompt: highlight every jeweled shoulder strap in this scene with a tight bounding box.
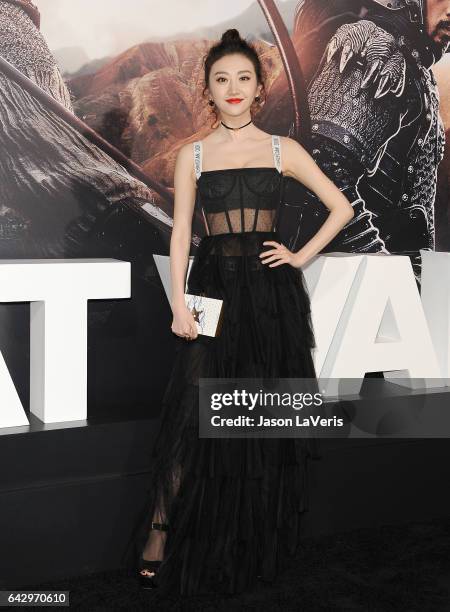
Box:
[193,141,202,180]
[271,135,282,173]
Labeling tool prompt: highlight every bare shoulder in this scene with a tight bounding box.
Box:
[175,141,196,173]
[278,136,313,179]
[176,141,196,163]
[280,136,307,157]
[174,141,197,185]
[280,136,302,148]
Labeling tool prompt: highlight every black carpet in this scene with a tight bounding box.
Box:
[20,517,450,611]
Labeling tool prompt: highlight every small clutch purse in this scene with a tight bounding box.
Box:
[184,292,224,337]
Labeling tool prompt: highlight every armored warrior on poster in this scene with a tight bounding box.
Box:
[289,0,449,284]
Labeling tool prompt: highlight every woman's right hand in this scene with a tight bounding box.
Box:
[171,302,198,340]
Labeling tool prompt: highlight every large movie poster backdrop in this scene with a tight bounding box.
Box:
[0,0,448,417]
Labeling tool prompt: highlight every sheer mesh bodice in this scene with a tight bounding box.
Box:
[194,135,283,237]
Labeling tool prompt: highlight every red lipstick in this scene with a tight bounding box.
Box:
[226,98,243,104]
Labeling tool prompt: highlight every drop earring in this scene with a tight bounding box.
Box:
[207,98,220,130]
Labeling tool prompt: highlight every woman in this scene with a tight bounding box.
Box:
[126,28,354,596]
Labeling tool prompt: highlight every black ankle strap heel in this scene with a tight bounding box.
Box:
[138,522,170,589]
[151,521,169,531]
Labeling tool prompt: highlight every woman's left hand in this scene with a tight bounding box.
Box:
[260,241,305,269]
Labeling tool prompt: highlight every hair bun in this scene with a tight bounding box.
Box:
[221,29,241,44]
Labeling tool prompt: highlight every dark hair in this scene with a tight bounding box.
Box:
[202,29,266,126]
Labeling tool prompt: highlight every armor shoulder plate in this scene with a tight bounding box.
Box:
[307,19,412,172]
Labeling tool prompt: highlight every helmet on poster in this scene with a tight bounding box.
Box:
[370,0,425,25]
[370,0,449,52]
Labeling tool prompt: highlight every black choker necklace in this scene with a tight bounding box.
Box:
[220,119,253,131]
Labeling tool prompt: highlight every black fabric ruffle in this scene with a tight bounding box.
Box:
[122,230,321,595]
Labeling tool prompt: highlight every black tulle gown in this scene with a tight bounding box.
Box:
[123,135,320,596]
